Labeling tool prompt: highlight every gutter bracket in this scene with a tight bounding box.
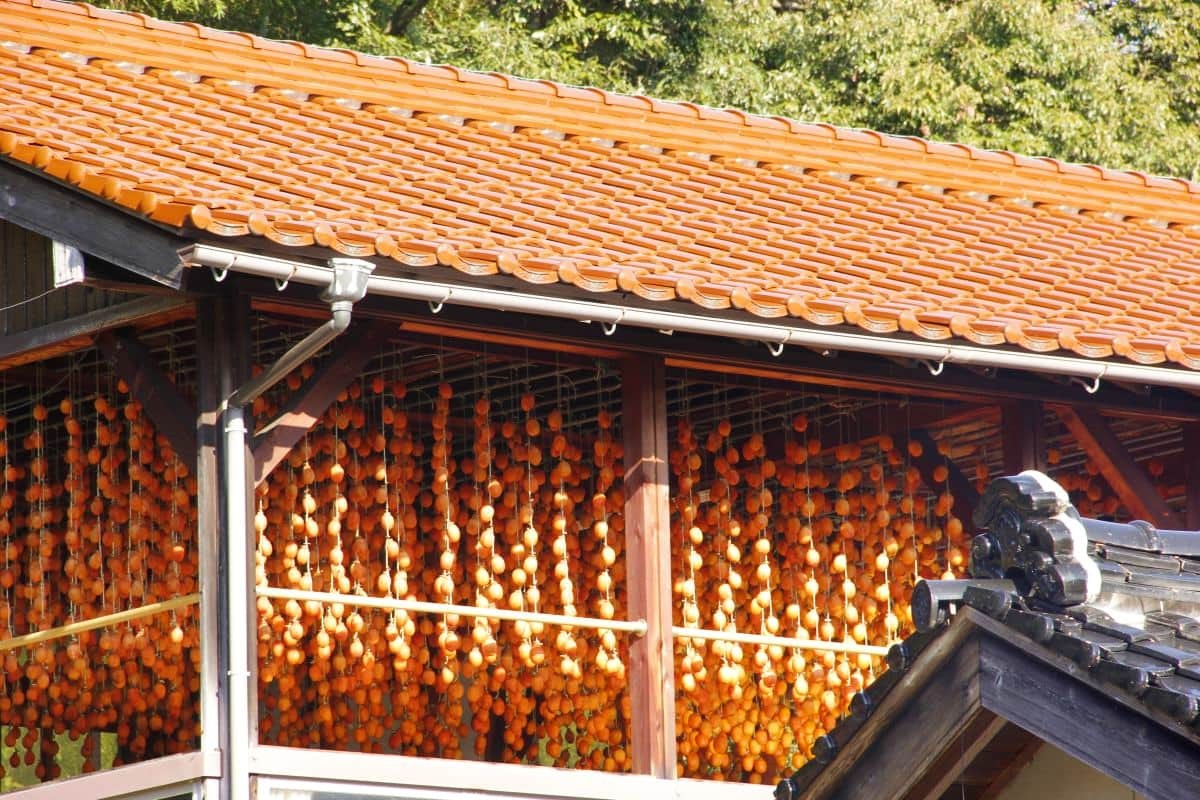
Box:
[429,289,451,314]
[917,355,948,376]
[1070,368,1106,395]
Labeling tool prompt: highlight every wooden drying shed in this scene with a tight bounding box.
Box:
[2,2,1200,799]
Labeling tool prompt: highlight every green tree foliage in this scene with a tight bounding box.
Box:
[94,1,1200,178]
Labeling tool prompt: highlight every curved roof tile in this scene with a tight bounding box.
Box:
[4,1,1200,366]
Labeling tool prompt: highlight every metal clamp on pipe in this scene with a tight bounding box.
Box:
[227,257,374,408]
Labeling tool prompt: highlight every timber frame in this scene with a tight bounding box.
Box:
[790,609,1200,800]
[1,249,1199,798]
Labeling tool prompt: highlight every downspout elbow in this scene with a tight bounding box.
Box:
[329,301,355,334]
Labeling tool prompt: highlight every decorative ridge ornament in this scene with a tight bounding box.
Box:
[969,470,1101,606]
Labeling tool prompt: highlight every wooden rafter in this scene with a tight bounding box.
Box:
[902,711,1008,800]
[1053,405,1182,528]
[621,354,677,778]
[907,428,980,525]
[96,328,198,467]
[975,733,1043,800]
[0,159,186,286]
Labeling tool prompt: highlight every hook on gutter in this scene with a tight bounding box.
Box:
[917,356,947,376]
[210,265,229,282]
[274,266,296,292]
[1071,368,1106,395]
[429,289,452,314]
[766,330,792,358]
[601,310,625,336]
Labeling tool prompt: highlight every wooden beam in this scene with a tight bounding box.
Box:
[667,353,1200,423]
[96,328,198,467]
[1054,405,1182,528]
[1001,401,1046,475]
[621,354,677,778]
[902,711,1008,800]
[0,295,190,370]
[251,322,390,486]
[976,733,1042,800]
[907,428,980,525]
[803,632,983,799]
[0,159,187,286]
[1185,424,1200,531]
[978,630,1200,800]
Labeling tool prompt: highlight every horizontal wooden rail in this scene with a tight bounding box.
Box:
[256,586,648,635]
[0,593,201,652]
[672,625,890,657]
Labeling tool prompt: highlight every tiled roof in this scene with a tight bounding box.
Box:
[5,1,1200,366]
[778,471,1200,799]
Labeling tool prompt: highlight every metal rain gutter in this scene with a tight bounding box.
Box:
[184,243,1200,392]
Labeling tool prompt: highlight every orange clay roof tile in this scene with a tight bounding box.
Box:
[6,2,1200,367]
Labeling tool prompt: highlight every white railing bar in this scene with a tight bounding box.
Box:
[256,586,648,635]
[672,625,890,656]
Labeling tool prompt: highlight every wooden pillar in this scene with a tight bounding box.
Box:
[1184,424,1200,530]
[1001,401,1046,475]
[621,354,677,778]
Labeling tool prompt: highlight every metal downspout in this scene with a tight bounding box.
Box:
[219,258,373,798]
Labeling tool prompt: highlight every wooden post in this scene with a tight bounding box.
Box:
[1184,424,1200,530]
[1001,401,1046,475]
[194,297,226,800]
[621,354,677,778]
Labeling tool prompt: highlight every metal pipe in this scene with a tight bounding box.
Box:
[256,585,648,635]
[222,404,251,800]
[218,256,373,799]
[673,626,889,657]
[185,244,1200,392]
[227,316,344,408]
[225,258,374,407]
